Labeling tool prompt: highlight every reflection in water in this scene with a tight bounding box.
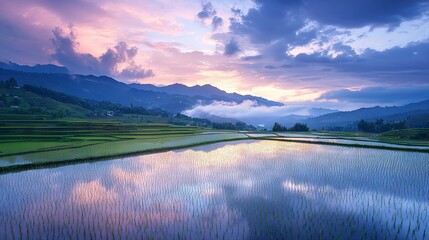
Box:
[1,140,429,239]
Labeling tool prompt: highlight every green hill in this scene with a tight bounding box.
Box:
[0,81,91,119]
[379,129,429,145]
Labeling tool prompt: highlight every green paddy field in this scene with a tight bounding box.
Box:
[1,119,428,172]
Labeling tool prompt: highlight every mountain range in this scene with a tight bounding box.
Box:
[129,83,282,107]
[303,100,429,130]
[1,61,428,130]
[0,62,282,113]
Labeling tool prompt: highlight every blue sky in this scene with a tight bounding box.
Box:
[0,0,429,109]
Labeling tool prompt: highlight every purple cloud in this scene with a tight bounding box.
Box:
[318,86,429,104]
[50,26,154,80]
[197,2,217,20]
[211,16,223,31]
[119,65,154,79]
[224,39,241,56]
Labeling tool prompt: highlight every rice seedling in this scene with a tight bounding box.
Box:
[0,140,428,239]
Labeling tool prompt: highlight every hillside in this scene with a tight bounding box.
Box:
[0,80,256,130]
[0,79,177,121]
[304,100,429,130]
[0,63,283,113]
[129,83,283,107]
[379,129,429,145]
[0,82,90,119]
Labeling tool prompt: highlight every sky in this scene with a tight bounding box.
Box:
[1,0,429,110]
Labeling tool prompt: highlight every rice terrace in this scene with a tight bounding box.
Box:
[1,119,429,239]
[2,0,429,239]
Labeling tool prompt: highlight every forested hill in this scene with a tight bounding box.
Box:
[0,79,256,130]
[303,100,429,130]
[0,65,283,113]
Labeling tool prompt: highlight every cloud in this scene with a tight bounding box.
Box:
[318,86,429,104]
[229,1,309,45]
[196,2,223,32]
[0,15,51,64]
[50,26,154,79]
[2,0,109,24]
[183,100,335,127]
[294,41,429,83]
[50,27,100,74]
[197,2,217,20]
[304,0,429,29]
[119,65,154,79]
[228,0,429,62]
[224,39,241,56]
[211,16,223,30]
[231,0,429,45]
[231,7,242,16]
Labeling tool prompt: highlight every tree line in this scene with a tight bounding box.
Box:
[0,78,18,88]
[272,122,309,132]
[357,119,406,133]
[212,121,256,131]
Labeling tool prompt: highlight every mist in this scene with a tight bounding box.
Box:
[182,100,336,128]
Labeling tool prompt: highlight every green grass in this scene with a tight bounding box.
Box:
[378,128,429,146]
[0,88,91,118]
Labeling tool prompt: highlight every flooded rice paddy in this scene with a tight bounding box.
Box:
[1,140,429,239]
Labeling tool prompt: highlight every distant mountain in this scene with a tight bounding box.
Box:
[0,82,218,127]
[0,68,198,113]
[129,83,283,107]
[304,100,429,130]
[0,61,69,74]
[0,65,283,113]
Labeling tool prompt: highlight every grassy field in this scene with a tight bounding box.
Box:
[378,128,429,145]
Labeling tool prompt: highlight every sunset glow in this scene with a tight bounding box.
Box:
[1,0,429,108]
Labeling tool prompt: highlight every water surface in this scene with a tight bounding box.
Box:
[1,140,428,239]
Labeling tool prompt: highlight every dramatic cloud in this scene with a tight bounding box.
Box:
[224,39,241,56]
[231,0,429,45]
[228,0,429,68]
[304,0,429,28]
[1,0,429,108]
[230,0,311,45]
[294,41,429,83]
[50,27,153,79]
[318,86,429,105]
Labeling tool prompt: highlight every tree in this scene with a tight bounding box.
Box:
[5,78,18,88]
[358,119,374,132]
[358,119,406,133]
[289,123,309,132]
[213,122,236,130]
[272,122,287,132]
